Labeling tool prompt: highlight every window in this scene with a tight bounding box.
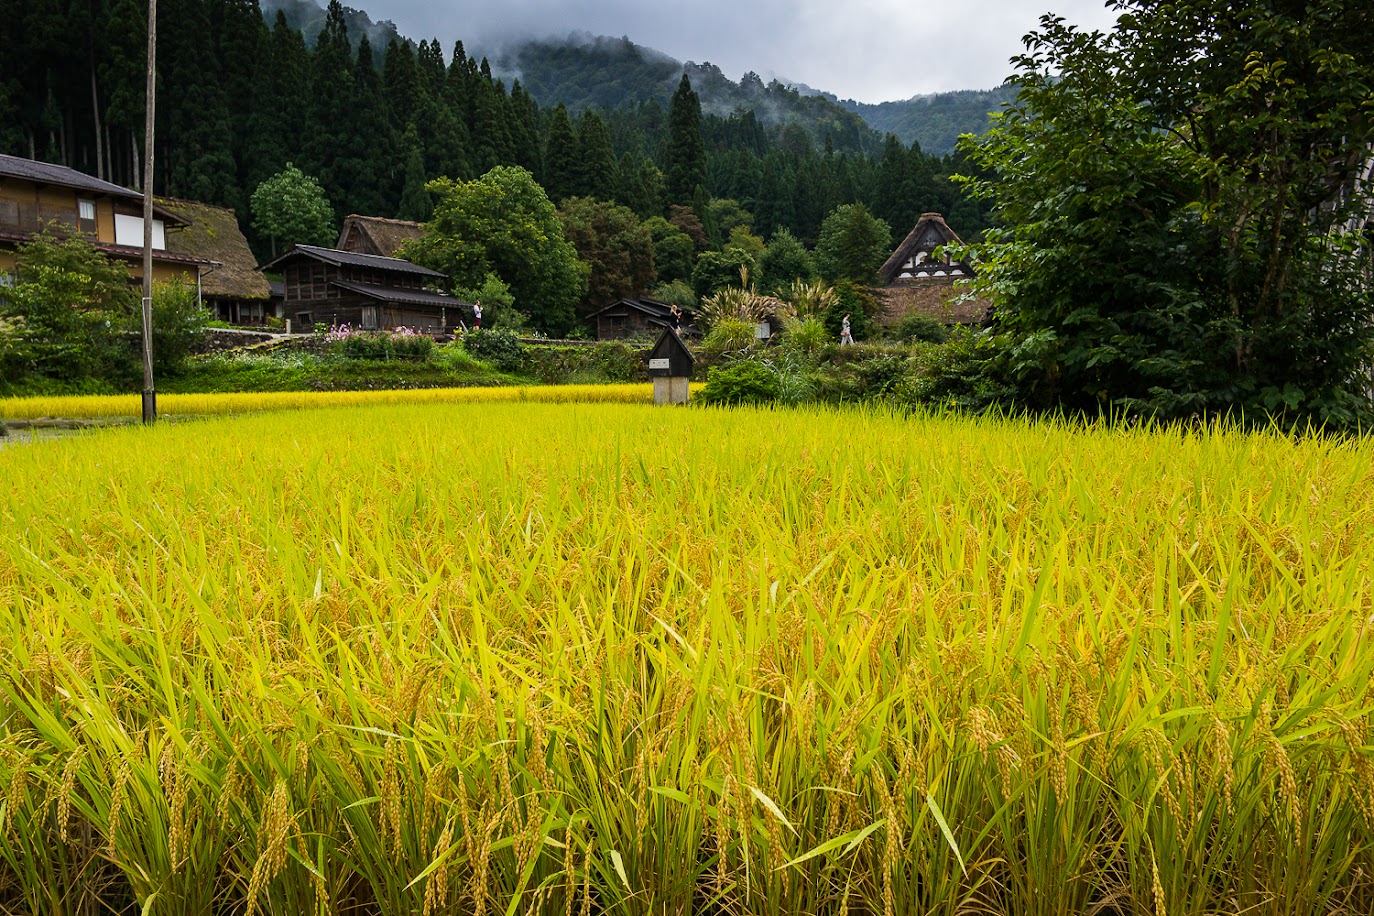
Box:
[361,306,378,330]
[77,199,96,235]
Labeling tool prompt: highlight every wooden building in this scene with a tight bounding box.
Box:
[0,153,215,283]
[157,197,274,325]
[337,215,425,258]
[260,244,467,332]
[873,212,990,326]
[588,297,695,340]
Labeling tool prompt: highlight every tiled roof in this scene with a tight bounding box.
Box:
[0,154,144,201]
[331,280,468,308]
[260,244,445,278]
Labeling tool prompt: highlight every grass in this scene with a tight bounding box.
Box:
[0,403,1371,915]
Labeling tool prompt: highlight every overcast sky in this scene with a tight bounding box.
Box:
[359,0,1121,103]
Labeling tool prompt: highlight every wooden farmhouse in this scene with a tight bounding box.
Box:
[0,153,216,285]
[588,297,696,340]
[157,197,274,325]
[260,244,467,332]
[337,214,425,258]
[873,212,990,326]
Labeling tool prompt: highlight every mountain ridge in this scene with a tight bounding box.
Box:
[259,1,1007,156]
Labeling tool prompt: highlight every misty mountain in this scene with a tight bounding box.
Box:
[255,0,1007,156]
[835,86,1018,155]
[488,34,881,154]
[261,0,402,51]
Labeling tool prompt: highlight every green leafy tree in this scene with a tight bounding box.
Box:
[644,216,696,285]
[757,228,815,293]
[813,203,892,285]
[150,278,212,376]
[665,74,707,205]
[961,1,1374,426]
[453,274,522,331]
[0,228,138,382]
[404,166,588,336]
[556,197,657,322]
[692,248,755,298]
[251,163,336,256]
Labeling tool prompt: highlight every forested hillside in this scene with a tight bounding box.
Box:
[837,86,1018,155]
[0,0,990,257]
[490,35,882,154]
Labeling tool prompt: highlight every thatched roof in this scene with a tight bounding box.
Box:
[157,197,270,301]
[873,279,991,326]
[338,215,425,258]
[879,212,969,284]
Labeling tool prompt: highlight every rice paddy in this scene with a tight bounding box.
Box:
[0,383,654,420]
[1,402,1371,915]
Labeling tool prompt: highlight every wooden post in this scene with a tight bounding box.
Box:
[140,0,158,425]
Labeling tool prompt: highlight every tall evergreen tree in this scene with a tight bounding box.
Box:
[664,74,706,206]
[575,110,617,201]
[542,104,579,203]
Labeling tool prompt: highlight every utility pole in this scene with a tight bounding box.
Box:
[140,0,158,425]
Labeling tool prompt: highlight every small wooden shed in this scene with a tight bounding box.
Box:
[646,328,695,405]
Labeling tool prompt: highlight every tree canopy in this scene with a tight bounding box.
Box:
[962,0,1374,426]
[250,163,335,256]
[403,166,588,336]
[556,197,657,321]
[813,203,892,285]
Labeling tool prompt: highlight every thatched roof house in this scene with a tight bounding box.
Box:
[337,215,425,258]
[157,197,273,324]
[874,212,990,326]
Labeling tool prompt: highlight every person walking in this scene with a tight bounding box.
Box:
[840,312,854,346]
[472,300,483,331]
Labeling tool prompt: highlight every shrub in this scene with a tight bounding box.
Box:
[435,341,491,373]
[388,328,434,360]
[894,313,950,344]
[698,360,781,406]
[151,279,213,375]
[781,316,829,359]
[649,279,697,310]
[328,325,435,361]
[701,318,759,355]
[893,328,1016,412]
[463,329,523,371]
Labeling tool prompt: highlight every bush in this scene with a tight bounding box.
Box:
[519,342,646,384]
[329,325,435,361]
[824,281,879,342]
[893,313,950,344]
[151,279,213,375]
[650,279,697,310]
[698,360,781,406]
[463,329,523,371]
[389,329,434,360]
[781,316,829,359]
[435,341,491,373]
[701,318,758,355]
[893,328,1016,412]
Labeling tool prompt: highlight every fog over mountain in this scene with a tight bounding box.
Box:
[351,0,1121,103]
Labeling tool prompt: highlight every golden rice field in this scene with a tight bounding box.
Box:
[0,383,653,420]
[1,402,1372,916]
